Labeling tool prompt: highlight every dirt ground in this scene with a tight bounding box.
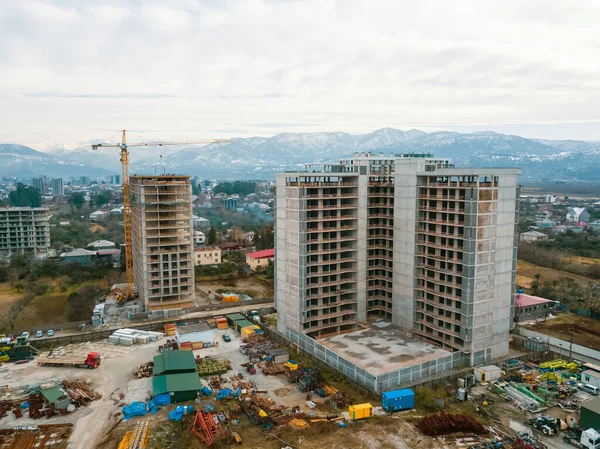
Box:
[516,260,592,289]
[522,314,600,349]
[196,277,273,304]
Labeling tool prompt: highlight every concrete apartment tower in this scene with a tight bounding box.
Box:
[275,153,520,363]
[0,207,51,257]
[130,175,195,310]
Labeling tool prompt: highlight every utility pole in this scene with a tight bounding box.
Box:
[569,331,573,361]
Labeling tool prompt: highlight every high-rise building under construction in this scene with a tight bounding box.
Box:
[130,175,195,310]
[275,153,520,363]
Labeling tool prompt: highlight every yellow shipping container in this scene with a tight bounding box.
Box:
[348,403,372,420]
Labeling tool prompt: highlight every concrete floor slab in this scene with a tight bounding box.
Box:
[318,321,451,376]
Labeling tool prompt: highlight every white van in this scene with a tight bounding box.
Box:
[577,383,600,395]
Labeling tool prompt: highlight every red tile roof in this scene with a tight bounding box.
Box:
[515,293,554,308]
[246,249,275,259]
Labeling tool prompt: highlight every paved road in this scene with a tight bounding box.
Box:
[23,302,275,341]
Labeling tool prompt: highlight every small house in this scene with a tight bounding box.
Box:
[89,210,108,221]
[87,239,116,250]
[519,231,548,243]
[566,207,590,223]
[40,386,71,410]
[268,349,289,363]
[193,230,205,246]
[535,219,557,228]
[582,370,600,388]
[245,248,275,271]
[474,365,501,383]
[192,215,210,228]
[60,248,97,266]
[515,292,555,321]
[194,246,222,266]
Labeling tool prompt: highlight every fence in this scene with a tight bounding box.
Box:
[29,306,275,349]
[515,327,600,364]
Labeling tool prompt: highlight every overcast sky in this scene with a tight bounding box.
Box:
[1,0,599,148]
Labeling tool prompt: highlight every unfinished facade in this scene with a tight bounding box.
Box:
[0,207,51,257]
[275,153,520,364]
[130,175,195,310]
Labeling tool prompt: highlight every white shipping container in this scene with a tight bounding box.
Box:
[474,365,501,383]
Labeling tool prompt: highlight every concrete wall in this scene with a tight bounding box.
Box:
[392,161,419,330]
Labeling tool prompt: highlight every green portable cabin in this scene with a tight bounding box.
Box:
[234,319,255,333]
[153,350,197,376]
[580,398,600,430]
[225,313,246,327]
[152,372,202,403]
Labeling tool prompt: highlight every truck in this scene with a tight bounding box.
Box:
[38,352,101,369]
[563,428,600,449]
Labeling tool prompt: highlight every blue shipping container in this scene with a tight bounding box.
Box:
[382,388,414,413]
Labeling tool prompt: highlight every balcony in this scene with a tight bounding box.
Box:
[417,296,462,313]
[418,262,462,276]
[305,289,356,299]
[416,285,461,300]
[307,278,356,288]
[416,274,462,289]
[417,240,464,251]
[417,308,461,325]
[418,217,465,227]
[417,228,464,239]
[303,318,357,333]
[416,318,461,338]
[419,206,465,213]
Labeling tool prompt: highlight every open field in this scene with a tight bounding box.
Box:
[523,313,600,349]
[0,282,22,316]
[516,260,593,289]
[196,276,273,304]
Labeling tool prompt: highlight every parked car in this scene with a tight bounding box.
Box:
[222,334,231,342]
[35,330,43,338]
[577,383,600,395]
[47,329,54,337]
[8,334,15,342]
[21,331,30,340]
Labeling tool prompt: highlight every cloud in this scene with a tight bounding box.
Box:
[0,0,599,145]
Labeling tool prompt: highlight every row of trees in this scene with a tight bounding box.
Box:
[518,242,600,280]
[530,274,600,316]
[213,181,256,196]
[5,183,42,207]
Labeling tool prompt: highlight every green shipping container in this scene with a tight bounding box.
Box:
[580,398,600,430]
[234,319,254,333]
[226,313,246,327]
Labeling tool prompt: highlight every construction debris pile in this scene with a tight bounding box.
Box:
[416,412,490,436]
[0,423,73,449]
[134,361,154,378]
[0,379,101,421]
[240,340,279,362]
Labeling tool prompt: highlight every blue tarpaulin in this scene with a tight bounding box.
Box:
[122,402,147,420]
[168,405,185,421]
[20,402,29,409]
[154,393,171,406]
[147,400,159,414]
[216,388,232,400]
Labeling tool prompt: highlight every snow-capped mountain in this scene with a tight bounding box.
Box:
[4,129,600,181]
[0,144,110,178]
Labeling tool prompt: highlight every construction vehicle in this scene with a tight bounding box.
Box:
[6,335,39,362]
[528,414,563,436]
[38,352,101,369]
[91,131,233,300]
[564,428,600,449]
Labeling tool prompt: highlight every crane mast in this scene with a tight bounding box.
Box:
[91,130,233,300]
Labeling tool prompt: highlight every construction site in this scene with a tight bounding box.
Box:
[0,310,598,449]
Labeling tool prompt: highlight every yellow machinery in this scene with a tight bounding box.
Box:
[92,131,233,298]
[349,403,373,420]
[118,420,149,449]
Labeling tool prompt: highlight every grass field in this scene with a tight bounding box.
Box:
[0,283,23,317]
[516,260,593,289]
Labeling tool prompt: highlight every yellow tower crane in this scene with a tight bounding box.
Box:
[92,130,233,299]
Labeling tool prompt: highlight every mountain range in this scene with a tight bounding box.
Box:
[2,128,600,182]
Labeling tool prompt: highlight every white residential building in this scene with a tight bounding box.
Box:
[0,207,51,257]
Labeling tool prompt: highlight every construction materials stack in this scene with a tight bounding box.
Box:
[109,328,163,346]
[215,316,228,330]
[197,357,231,377]
[299,367,321,393]
[164,324,176,336]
